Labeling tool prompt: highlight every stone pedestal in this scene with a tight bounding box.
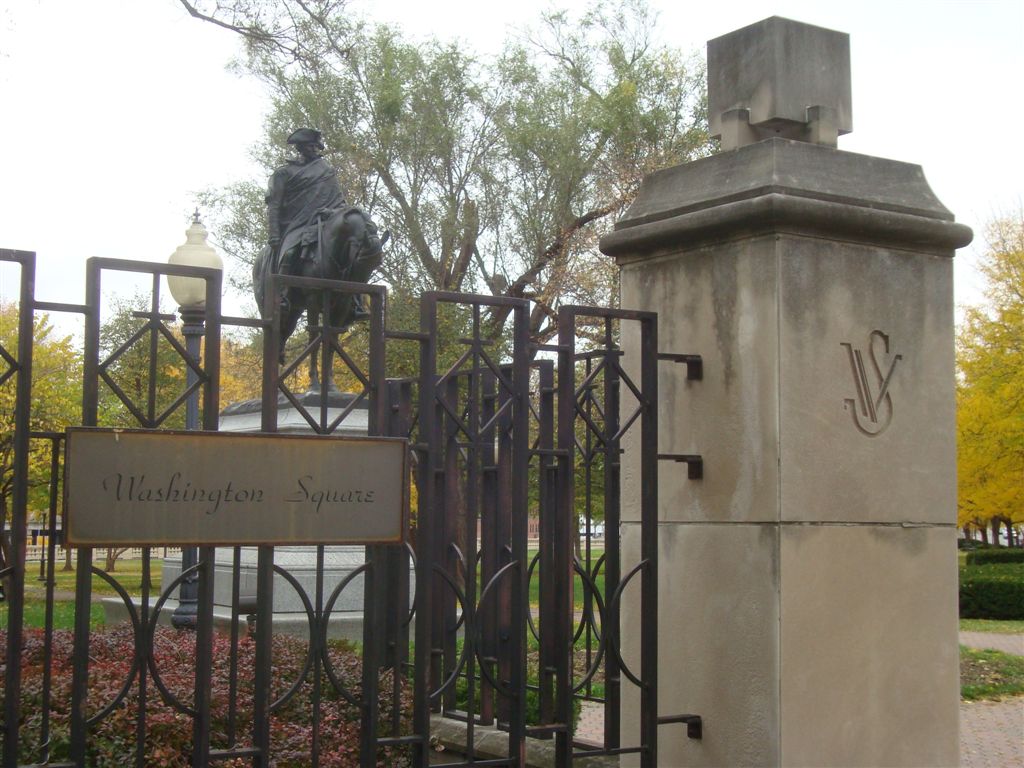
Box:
[601,137,971,766]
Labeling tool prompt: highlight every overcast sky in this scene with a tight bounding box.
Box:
[1,0,1021,321]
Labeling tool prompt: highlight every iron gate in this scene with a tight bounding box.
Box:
[0,249,701,766]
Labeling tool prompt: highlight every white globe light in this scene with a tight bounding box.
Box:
[167,213,223,307]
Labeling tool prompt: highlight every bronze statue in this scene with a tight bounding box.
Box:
[264,128,347,293]
[253,128,385,393]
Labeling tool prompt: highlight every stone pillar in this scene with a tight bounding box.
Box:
[601,17,972,768]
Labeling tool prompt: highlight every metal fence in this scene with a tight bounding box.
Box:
[0,250,702,766]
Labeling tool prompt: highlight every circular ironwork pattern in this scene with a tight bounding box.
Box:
[146,566,201,717]
[86,567,144,725]
[602,559,649,689]
[427,564,470,703]
[268,564,318,713]
[472,559,520,699]
[320,562,371,707]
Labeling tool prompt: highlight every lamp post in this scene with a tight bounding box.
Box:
[167,211,222,629]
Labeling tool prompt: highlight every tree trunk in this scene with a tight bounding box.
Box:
[0,530,11,577]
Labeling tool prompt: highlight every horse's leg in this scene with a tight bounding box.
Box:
[309,309,342,395]
[279,288,303,365]
[323,328,339,393]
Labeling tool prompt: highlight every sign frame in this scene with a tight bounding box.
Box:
[63,427,410,547]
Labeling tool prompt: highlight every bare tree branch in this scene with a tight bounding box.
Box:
[486,198,622,336]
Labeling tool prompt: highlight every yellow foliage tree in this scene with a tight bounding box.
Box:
[956,212,1024,544]
[0,304,82,569]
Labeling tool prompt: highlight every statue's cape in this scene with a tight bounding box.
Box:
[267,157,346,256]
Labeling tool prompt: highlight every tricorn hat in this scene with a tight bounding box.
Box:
[286,128,324,148]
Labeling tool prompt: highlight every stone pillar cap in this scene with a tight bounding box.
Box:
[708,17,852,149]
[600,139,973,260]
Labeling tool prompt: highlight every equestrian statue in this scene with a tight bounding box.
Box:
[253,128,385,394]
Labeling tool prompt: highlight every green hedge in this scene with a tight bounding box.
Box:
[959,564,1024,620]
[966,548,1024,566]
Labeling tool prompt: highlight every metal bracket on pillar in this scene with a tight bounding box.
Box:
[658,453,703,479]
[658,714,703,740]
[658,352,703,380]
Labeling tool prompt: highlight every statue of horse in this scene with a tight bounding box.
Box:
[253,206,386,394]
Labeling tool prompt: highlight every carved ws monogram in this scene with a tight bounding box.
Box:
[840,330,902,437]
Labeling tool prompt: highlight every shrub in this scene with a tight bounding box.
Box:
[958,538,990,551]
[7,625,411,767]
[966,548,1024,566]
[959,564,1024,620]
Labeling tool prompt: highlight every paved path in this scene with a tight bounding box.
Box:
[960,698,1024,768]
[961,631,1024,656]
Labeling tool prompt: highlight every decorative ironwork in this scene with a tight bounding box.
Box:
[0,250,702,767]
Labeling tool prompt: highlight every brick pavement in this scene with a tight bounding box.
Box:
[960,631,1024,767]
[575,701,603,743]
[959,698,1024,768]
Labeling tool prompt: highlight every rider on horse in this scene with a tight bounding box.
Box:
[261,128,347,313]
[255,128,386,389]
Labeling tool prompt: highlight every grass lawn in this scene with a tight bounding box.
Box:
[3,558,164,631]
[960,646,1024,701]
[22,557,163,598]
[527,548,606,611]
[960,618,1024,634]
[528,569,607,612]
[0,599,104,631]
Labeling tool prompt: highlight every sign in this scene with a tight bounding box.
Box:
[64,428,408,546]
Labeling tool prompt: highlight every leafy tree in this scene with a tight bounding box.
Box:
[181,0,710,346]
[957,212,1024,546]
[218,331,269,405]
[97,294,190,432]
[0,305,82,570]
